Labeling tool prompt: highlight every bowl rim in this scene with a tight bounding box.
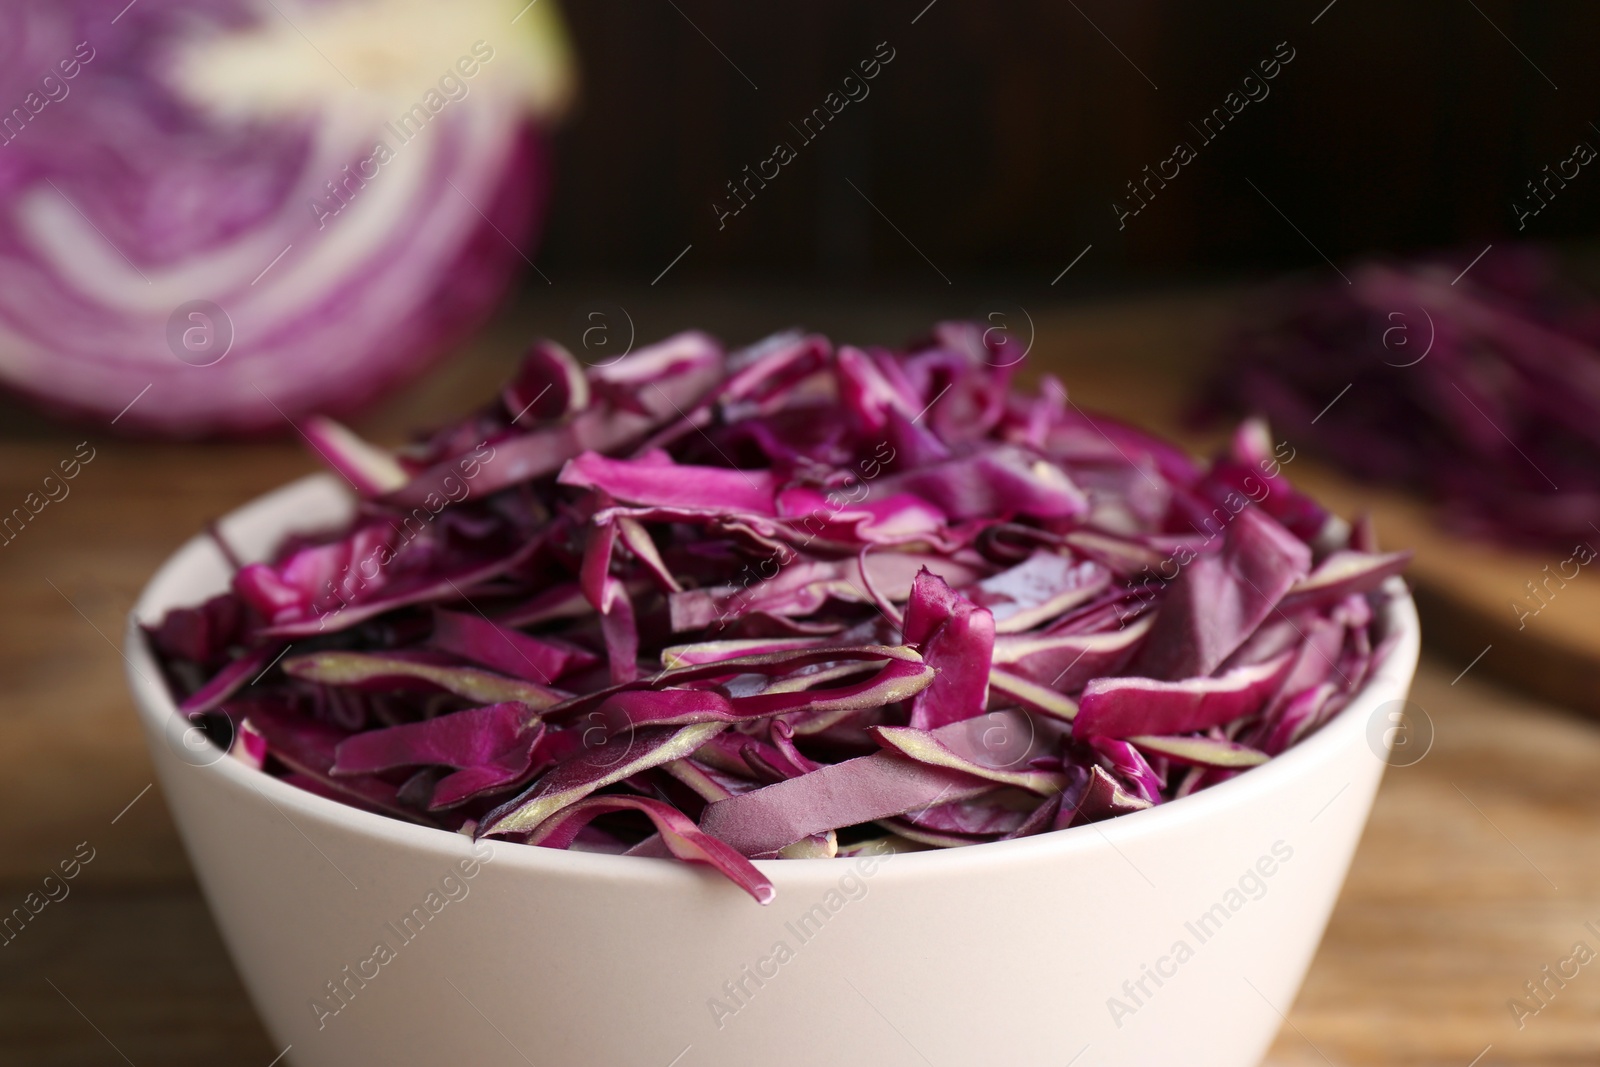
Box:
[124,472,1421,891]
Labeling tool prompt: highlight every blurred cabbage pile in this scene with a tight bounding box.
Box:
[1203,246,1600,550]
[0,0,573,436]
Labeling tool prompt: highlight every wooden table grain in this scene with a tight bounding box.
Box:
[2,286,1596,1065]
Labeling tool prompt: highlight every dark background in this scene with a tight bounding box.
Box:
[534,0,1600,289]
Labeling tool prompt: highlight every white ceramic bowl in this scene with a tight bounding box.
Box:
[126,474,1419,1067]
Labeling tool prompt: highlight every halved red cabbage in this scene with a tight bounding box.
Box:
[148,322,1407,904]
[0,1,573,437]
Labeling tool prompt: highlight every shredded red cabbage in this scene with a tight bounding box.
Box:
[149,324,1407,903]
[1203,245,1600,549]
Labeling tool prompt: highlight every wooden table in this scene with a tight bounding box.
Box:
[2,286,1597,1065]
